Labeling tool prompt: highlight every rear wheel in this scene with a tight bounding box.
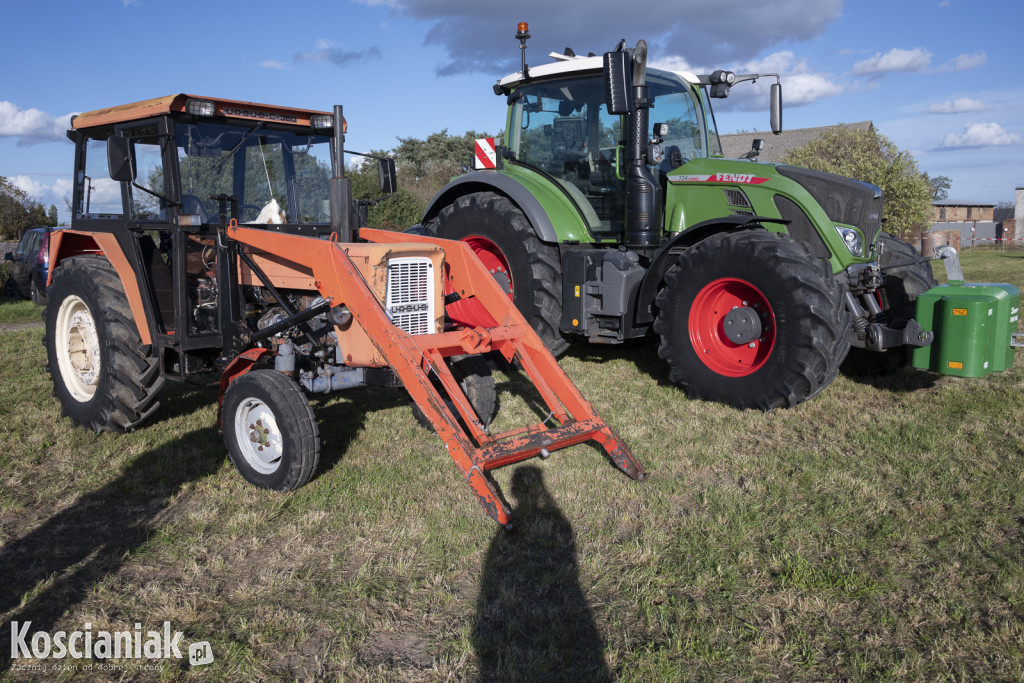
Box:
[843,233,938,375]
[432,191,570,356]
[45,255,164,432]
[30,278,45,306]
[412,355,498,431]
[222,370,320,492]
[654,229,850,410]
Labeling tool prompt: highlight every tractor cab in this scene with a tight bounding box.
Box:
[505,65,722,241]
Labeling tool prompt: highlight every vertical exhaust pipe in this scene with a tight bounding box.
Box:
[624,40,660,250]
[329,104,353,242]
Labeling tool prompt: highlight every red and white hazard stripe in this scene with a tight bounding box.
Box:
[474,138,497,170]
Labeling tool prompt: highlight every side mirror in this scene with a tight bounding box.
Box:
[107,136,136,181]
[378,158,397,195]
[603,50,633,115]
[770,83,783,135]
[3,252,14,262]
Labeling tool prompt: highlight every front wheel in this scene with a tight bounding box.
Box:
[222,370,320,492]
[654,229,850,410]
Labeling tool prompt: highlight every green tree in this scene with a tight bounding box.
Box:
[782,127,932,239]
[0,176,58,239]
[922,172,952,201]
[348,129,496,231]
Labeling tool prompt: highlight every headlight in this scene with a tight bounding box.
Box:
[835,226,864,257]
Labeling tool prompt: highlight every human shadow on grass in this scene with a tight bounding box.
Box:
[472,466,611,682]
[0,419,224,673]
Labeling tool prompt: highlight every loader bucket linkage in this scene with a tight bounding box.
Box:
[225,223,645,527]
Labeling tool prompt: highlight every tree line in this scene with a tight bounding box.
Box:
[0,177,58,240]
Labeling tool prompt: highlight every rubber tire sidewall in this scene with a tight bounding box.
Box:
[46,256,126,431]
[222,369,320,492]
[656,230,850,410]
[433,191,570,356]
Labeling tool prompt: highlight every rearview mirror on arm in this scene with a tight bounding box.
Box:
[106,136,136,181]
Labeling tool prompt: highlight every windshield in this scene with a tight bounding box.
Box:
[509,70,712,237]
[174,122,333,224]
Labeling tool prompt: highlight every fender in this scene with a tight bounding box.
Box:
[421,171,561,243]
[48,229,153,345]
[634,216,786,326]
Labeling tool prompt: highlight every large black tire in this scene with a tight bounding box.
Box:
[412,354,498,430]
[45,255,164,433]
[432,191,570,356]
[843,232,938,375]
[5,277,21,299]
[654,229,851,411]
[222,370,320,492]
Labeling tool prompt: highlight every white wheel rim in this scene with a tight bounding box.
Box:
[233,396,284,475]
[55,295,101,402]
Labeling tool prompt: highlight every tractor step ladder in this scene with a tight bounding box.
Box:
[227,224,645,527]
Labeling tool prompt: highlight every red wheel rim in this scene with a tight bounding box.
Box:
[464,235,513,298]
[689,278,776,377]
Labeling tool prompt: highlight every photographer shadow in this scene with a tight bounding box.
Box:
[472,466,611,682]
[0,424,224,672]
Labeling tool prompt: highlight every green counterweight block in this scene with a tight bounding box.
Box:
[912,283,1020,377]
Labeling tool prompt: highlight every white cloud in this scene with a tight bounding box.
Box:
[692,51,842,111]
[650,55,697,73]
[293,39,382,68]
[939,0,950,5]
[940,51,987,72]
[353,0,843,75]
[852,47,932,76]
[0,102,75,145]
[940,122,1022,149]
[260,60,290,71]
[9,175,74,216]
[926,97,989,114]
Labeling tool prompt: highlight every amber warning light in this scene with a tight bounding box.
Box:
[517,22,529,36]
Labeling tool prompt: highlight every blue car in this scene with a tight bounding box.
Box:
[4,226,55,305]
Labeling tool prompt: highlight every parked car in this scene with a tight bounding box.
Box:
[4,226,56,305]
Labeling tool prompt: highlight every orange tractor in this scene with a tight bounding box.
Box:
[45,95,644,526]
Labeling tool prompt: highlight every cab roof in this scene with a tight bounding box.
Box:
[497,53,699,89]
[71,94,336,130]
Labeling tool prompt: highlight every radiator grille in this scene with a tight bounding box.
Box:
[385,257,435,335]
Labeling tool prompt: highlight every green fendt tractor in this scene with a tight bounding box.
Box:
[414,23,1018,410]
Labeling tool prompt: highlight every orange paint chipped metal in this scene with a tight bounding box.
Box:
[72,94,344,131]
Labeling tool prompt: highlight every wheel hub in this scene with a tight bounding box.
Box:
[722,306,763,345]
[234,399,283,474]
[248,419,271,450]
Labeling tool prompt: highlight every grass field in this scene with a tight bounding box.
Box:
[1,249,1023,681]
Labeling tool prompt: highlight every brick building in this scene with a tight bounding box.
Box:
[930,200,995,223]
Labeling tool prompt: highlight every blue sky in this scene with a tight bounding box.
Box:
[2,0,1021,222]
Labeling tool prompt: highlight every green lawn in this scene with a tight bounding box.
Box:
[1,248,1023,680]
